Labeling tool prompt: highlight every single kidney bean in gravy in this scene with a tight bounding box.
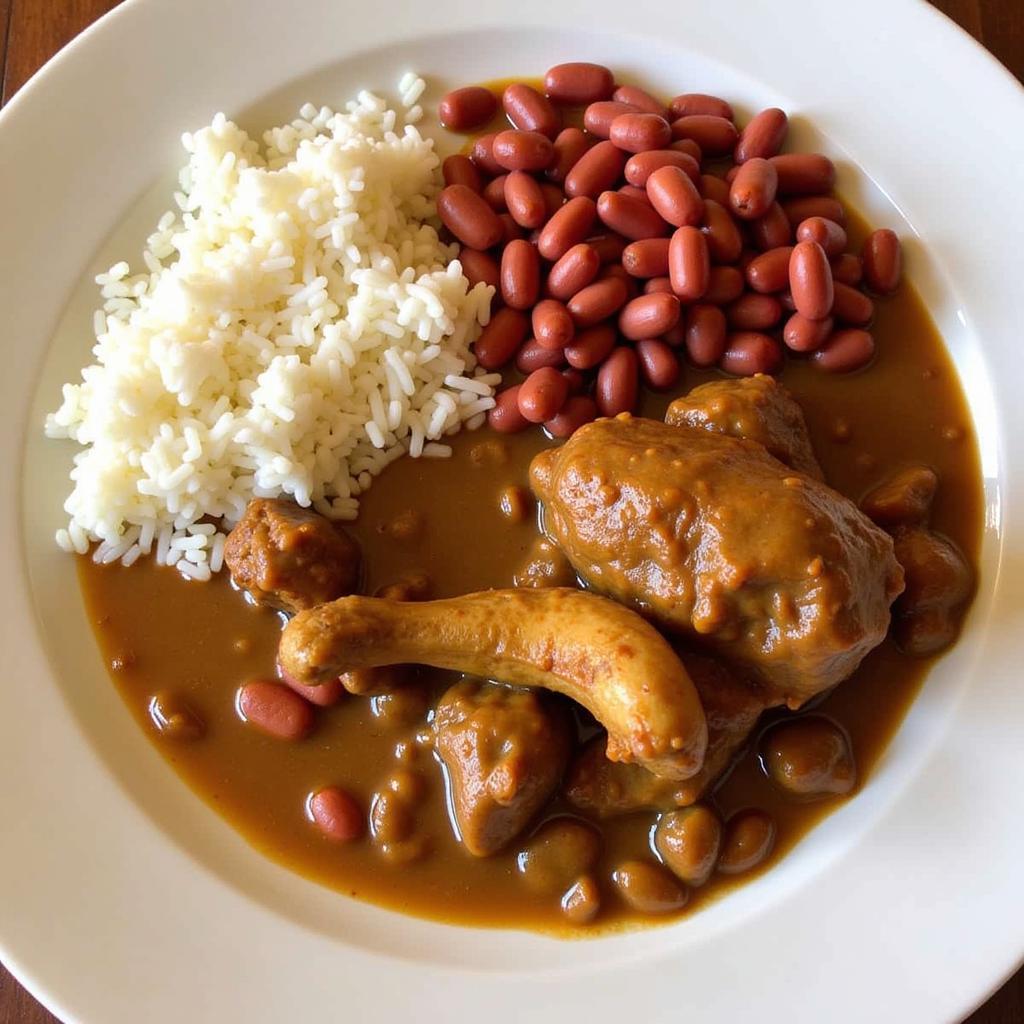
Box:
[516,337,566,374]
[500,239,541,310]
[734,107,788,163]
[668,93,734,120]
[502,83,560,138]
[442,154,482,193]
[488,385,530,433]
[518,366,570,423]
[796,216,847,257]
[565,140,628,199]
[237,681,314,741]
[749,202,793,251]
[568,276,630,327]
[636,338,681,390]
[622,237,672,278]
[547,127,591,184]
[789,241,834,321]
[532,299,575,350]
[492,129,555,172]
[726,293,783,330]
[469,132,503,176]
[613,84,668,117]
[583,100,640,139]
[564,324,617,370]
[474,308,529,370]
[862,228,902,295]
[544,62,615,105]
[684,304,728,366]
[619,292,681,340]
[597,190,669,241]
[308,786,364,842]
[720,331,783,376]
[544,395,598,438]
[438,86,498,132]
[812,328,875,373]
[625,149,701,188]
[831,253,864,286]
[596,346,639,416]
[704,266,745,305]
[728,157,778,220]
[770,153,836,195]
[783,313,834,353]
[504,170,547,229]
[701,199,743,264]
[538,196,598,260]
[745,246,793,293]
[547,242,601,300]
[669,225,710,301]
[645,165,705,228]
[832,281,875,325]
[671,114,738,156]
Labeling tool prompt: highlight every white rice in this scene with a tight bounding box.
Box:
[46,75,496,580]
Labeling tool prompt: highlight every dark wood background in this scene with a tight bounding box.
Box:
[0,0,1021,1020]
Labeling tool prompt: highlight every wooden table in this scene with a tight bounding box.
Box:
[1,1,1022,1020]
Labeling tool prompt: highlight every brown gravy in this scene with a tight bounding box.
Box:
[77,239,983,930]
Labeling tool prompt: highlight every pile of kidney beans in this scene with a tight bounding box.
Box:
[435,63,902,437]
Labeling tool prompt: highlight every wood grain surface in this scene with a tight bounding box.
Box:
[0,1,1021,1021]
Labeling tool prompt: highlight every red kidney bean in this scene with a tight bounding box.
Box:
[625,149,700,188]
[437,184,503,250]
[469,132,503,176]
[540,183,565,218]
[734,107,788,163]
[488,385,531,432]
[545,63,615,105]
[669,226,710,301]
[796,216,847,257]
[237,681,314,741]
[644,276,674,294]
[619,292,681,340]
[789,241,834,320]
[438,86,498,132]
[668,93,734,120]
[278,665,345,707]
[482,174,509,212]
[474,307,529,369]
[503,170,546,228]
[498,213,525,244]
[309,786,364,841]
[562,368,586,395]
[699,174,731,207]
[812,328,875,372]
[547,127,591,183]
[458,248,500,290]
[684,304,728,366]
[746,245,794,293]
[862,228,902,295]
[442,154,482,192]
[783,312,834,352]
[596,347,639,416]
[832,281,875,325]
[565,140,628,199]
[636,338,681,389]
[613,84,667,117]
[610,112,673,154]
[750,202,793,250]
[587,232,628,264]
[729,157,778,220]
[596,190,668,241]
[568,276,629,326]
[503,83,560,138]
[671,138,703,162]
[770,153,836,195]
[583,100,640,139]
[564,324,617,369]
[547,242,600,300]
[517,338,566,373]
[544,395,598,438]
[618,184,652,204]
[781,196,846,227]
[704,265,745,305]
[501,239,541,309]
[493,129,555,172]
[727,293,783,330]
[645,165,704,228]
[538,196,598,260]
[622,237,672,278]
[518,366,569,422]
[831,253,863,286]
[701,199,743,264]
[532,298,575,350]
[721,332,783,375]
[672,115,738,156]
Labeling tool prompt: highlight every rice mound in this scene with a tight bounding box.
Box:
[46,74,496,580]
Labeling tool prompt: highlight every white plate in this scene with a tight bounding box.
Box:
[1,0,1022,1020]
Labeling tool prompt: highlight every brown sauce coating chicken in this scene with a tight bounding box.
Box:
[530,416,904,706]
[665,374,823,479]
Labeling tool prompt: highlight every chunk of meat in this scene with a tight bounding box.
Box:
[565,653,769,816]
[434,680,571,856]
[860,465,938,527]
[892,526,973,656]
[665,375,822,479]
[277,587,707,780]
[224,498,360,613]
[531,416,904,705]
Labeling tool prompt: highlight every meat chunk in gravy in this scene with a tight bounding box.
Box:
[565,653,769,817]
[434,680,572,857]
[531,416,904,706]
[665,375,822,479]
[224,498,360,613]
